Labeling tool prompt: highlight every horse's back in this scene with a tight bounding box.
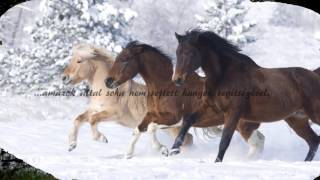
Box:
[287,67,320,99]
[314,67,320,76]
[253,67,320,91]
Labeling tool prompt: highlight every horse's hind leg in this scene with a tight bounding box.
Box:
[302,97,320,160]
[237,120,265,159]
[306,103,320,126]
[284,112,319,161]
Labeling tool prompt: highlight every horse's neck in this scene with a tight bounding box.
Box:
[202,48,258,91]
[139,53,173,90]
[201,49,224,89]
[89,61,111,92]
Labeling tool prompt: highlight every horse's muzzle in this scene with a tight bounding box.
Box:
[62,75,71,85]
[174,78,184,87]
[105,77,119,89]
[172,72,187,86]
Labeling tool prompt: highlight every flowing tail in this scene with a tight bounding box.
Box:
[194,126,223,140]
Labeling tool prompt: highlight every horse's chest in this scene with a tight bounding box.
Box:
[89,97,123,114]
[147,96,180,113]
[203,93,230,113]
[89,102,107,112]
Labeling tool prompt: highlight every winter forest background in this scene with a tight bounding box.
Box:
[0,0,320,95]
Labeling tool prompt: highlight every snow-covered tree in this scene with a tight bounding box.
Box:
[128,0,203,57]
[270,4,302,27]
[197,0,255,46]
[0,0,136,94]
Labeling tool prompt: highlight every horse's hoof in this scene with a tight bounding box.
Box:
[304,150,316,161]
[169,148,180,156]
[214,157,222,163]
[68,143,77,152]
[161,146,169,156]
[97,135,108,143]
[101,136,108,143]
[124,154,133,159]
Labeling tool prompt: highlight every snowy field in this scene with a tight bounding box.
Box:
[0,96,319,180]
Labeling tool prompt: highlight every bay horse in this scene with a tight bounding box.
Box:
[105,41,267,158]
[172,29,320,162]
[62,43,193,153]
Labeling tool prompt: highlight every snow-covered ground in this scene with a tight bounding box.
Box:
[0,96,319,179]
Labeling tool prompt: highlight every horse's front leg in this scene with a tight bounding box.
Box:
[125,127,142,159]
[168,127,194,146]
[89,111,110,143]
[68,110,89,151]
[125,113,153,159]
[169,112,199,156]
[215,107,242,162]
[147,122,169,156]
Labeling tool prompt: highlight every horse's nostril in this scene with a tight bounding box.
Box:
[62,75,71,85]
[105,77,114,88]
[175,78,183,86]
[62,75,67,81]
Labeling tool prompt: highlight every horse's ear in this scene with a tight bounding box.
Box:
[92,49,100,57]
[175,32,183,42]
[194,33,201,42]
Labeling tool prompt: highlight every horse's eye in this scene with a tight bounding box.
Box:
[77,59,84,63]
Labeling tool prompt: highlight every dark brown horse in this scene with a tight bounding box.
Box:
[105,41,267,158]
[172,30,320,162]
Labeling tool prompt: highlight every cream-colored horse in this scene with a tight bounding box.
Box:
[63,43,194,155]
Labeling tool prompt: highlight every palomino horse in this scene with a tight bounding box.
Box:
[62,43,193,153]
[172,30,320,162]
[105,41,266,158]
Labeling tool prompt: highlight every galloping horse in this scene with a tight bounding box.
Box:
[62,43,193,152]
[105,41,267,158]
[172,30,320,162]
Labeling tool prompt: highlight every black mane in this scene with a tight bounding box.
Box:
[125,41,173,66]
[183,29,241,55]
[181,29,257,66]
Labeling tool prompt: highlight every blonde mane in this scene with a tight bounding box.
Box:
[72,43,115,65]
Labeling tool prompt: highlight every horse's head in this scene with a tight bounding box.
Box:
[62,44,99,85]
[105,44,142,89]
[173,32,202,86]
